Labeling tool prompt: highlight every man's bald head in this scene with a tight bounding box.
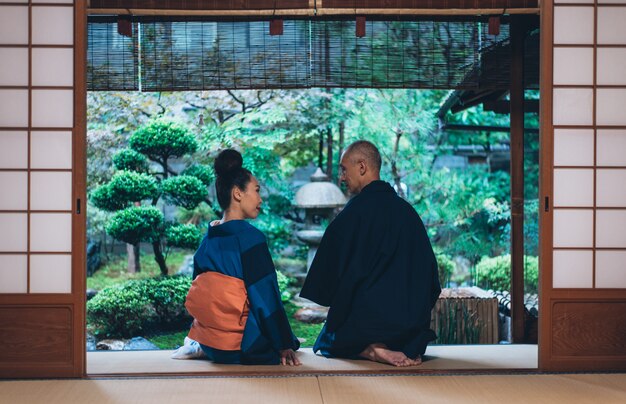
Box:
[343,140,382,174]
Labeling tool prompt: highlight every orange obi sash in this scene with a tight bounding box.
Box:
[185,271,249,351]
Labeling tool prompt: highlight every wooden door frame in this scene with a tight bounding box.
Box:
[76,7,550,378]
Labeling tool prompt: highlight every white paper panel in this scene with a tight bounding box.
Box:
[553,250,593,288]
[0,90,28,127]
[32,48,74,87]
[30,254,72,293]
[553,47,594,85]
[553,88,593,126]
[596,210,626,248]
[597,89,626,126]
[0,255,27,293]
[597,48,626,86]
[0,172,27,210]
[0,48,28,86]
[553,129,594,167]
[554,0,593,2]
[30,172,72,211]
[553,209,594,248]
[596,209,626,248]
[0,0,28,3]
[30,213,72,252]
[31,6,74,45]
[597,7,626,45]
[32,0,74,3]
[597,130,626,166]
[553,7,595,45]
[31,90,74,128]
[0,6,29,45]
[596,251,626,288]
[553,169,594,207]
[596,169,626,207]
[30,131,72,169]
[0,213,27,252]
[0,131,28,169]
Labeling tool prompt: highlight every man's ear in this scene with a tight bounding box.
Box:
[359,160,367,176]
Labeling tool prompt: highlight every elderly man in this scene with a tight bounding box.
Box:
[300,140,441,367]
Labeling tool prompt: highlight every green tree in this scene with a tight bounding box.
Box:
[90,119,209,275]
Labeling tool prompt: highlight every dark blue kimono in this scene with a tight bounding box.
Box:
[300,180,441,359]
[192,220,299,365]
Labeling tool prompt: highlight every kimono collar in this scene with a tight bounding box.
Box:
[359,180,395,194]
[208,219,253,237]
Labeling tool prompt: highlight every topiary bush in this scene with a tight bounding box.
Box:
[161,175,208,210]
[474,255,539,294]
[181,164,214,187]
[87,275,192,339]
[107,206,164,246]
[113,149,148,172]
[165,224,202,250]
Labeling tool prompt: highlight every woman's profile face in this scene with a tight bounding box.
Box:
[238,176,262,219]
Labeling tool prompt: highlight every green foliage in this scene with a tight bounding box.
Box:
[113,149,148,172]
[90,184,128,212]
[166,224,202,250]
[91,171,158,211]
[161,175,208,210]
[474,255,539,294]
[176,202,218,228]
[283,302,324,347]
[130,119,197,162]
[110,170,158,202]
[182,165,215,187]
[276,270,293,302]
[87,252,189,290]
[254,213,293,253]
[148,330,188,350]
[107,206,164,245]
[87,275,192,338]
[435,252,455,288]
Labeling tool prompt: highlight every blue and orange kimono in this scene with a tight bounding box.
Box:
[185,220,300,365]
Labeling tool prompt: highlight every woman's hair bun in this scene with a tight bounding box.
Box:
[214,149,243,177]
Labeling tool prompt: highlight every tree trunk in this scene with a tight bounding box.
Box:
[326,127,333,178]
[152,241,168,276]
[337,121,345,186]
[392,130,406,199]
[126,243,140,273]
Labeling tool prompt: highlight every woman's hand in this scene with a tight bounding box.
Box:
[279,349,301,366]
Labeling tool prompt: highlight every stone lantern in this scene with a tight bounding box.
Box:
[294,168,347,271]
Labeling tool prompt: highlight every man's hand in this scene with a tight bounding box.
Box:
[279,349,301,366]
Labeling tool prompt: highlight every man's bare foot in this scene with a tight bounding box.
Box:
[406,355,422,366]
[359,343,413,367]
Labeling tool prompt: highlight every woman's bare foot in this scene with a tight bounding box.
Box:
[359,343,413,367]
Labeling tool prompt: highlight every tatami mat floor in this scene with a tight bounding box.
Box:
[87,345,538,376]
[1,373,626,403]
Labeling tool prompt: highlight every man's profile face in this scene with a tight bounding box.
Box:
[339,152,362,195]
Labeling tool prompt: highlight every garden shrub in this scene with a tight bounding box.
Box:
[474,255,539,294]
[276,270,293,303]
[87,275,192,339]
[107,206,164,245]
[161,175,208,210]
[88,272,294,338]
[165,224,202,250]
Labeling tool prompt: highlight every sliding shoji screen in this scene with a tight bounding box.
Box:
[0,0,85,378]
[540,0,626,371]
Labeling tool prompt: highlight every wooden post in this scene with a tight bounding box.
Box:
[510,16,526,343]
